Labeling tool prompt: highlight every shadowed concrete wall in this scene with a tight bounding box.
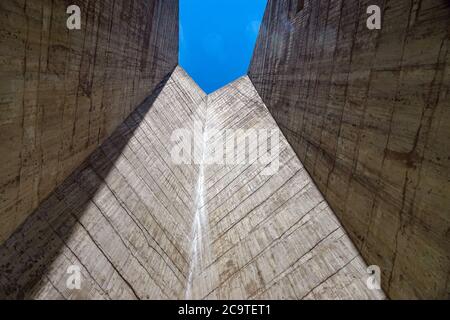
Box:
[0,67,206,299]
[0,0,178,244]
[249,0,449,299]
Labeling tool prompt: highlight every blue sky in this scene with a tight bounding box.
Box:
[179,0,267,94]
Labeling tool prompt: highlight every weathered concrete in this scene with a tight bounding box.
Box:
[0,66,206,299]
[187,76,384,300]
[0,0,179,244]
[1,0,447,301]
[249,0,450,299]
[0,68,384,300]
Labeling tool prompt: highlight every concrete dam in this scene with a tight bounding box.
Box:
[0,0,448,300]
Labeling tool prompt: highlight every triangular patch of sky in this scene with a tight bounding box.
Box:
[179,0,268,94]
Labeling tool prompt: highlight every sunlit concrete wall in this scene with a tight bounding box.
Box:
[249,0,450,299]
[0,0,179,244]
[185,76,384,300]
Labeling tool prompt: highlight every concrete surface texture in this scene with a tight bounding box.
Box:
[0,0,448,300]
[0,67,206,299]
[249,0,449,299]
[0,0,179,244]
[186,75,384,300]
[0,67,385,300]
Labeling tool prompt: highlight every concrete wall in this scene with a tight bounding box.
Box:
[0,70,385,300]
[0,66,206,299]
[187,76,384,300]
[249,0,449,299]
[0,0,178,244]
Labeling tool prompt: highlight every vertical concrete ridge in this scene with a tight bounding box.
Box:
[185,92,209,299]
